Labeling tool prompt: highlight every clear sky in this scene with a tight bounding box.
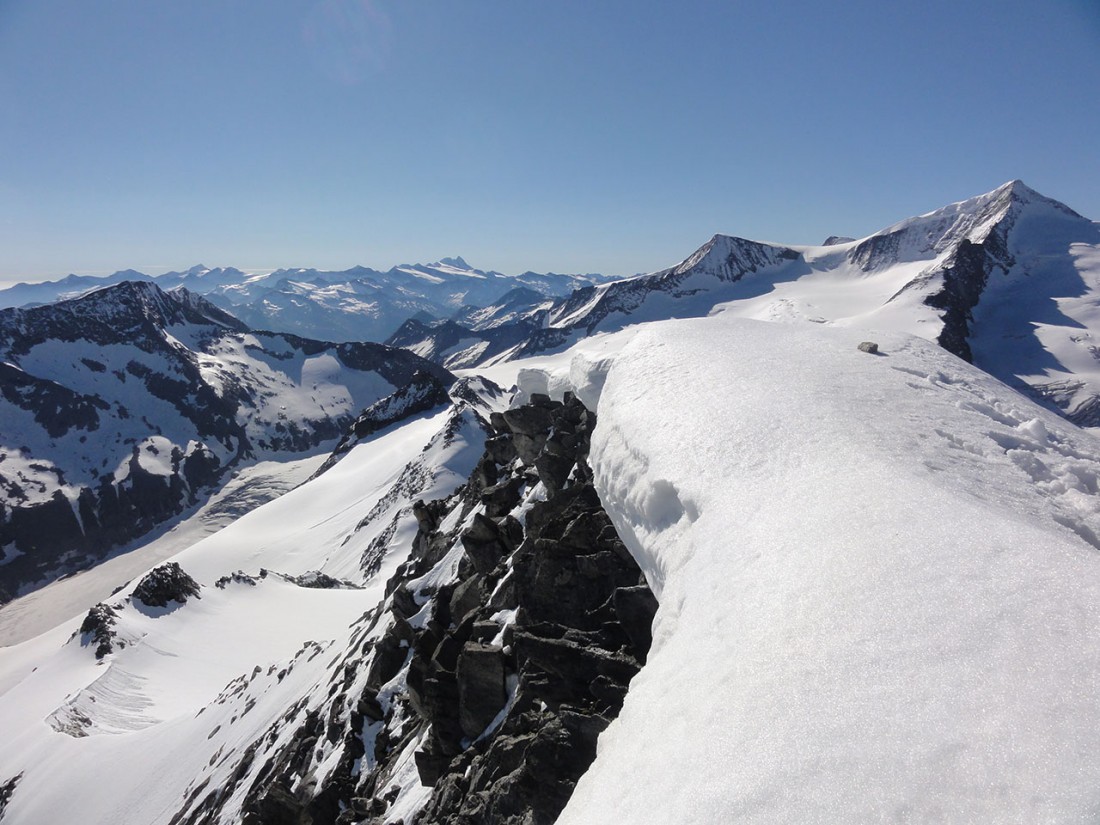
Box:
[1,0,1098,283]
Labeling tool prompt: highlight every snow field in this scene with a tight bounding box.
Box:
[540,317,1100,824]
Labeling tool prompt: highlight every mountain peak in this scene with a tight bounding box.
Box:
[76,280,246,333]
[436,256,471,270]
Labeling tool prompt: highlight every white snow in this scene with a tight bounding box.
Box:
[534,316,1100,824]
[0,401,485,825]
[0,451,328,647]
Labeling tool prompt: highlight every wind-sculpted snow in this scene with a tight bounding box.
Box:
[515,317,1100,824]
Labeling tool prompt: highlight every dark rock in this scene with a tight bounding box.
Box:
[0,773,22,822]
[132,562,201,608]
[415,744,452,788]
[290,571,353,589]
[457,643,507,739]
[364,626,412,692]
[214,571,258,589]
[241,782,309,825]
[857,341,879,354]
[460,514,507,575]
[528,392,554,408]
[497,515,524,553]
[78,602,119,659]
[431,634,464,673]
[391,585,420,620]
[449,576,486,626]
[613,585,659,658]
[501,406,553,437]
[471,620,502,643]
[480,476,525,518]
[533,452,575,495]
[484,434,517,467]
[412,498,443,532]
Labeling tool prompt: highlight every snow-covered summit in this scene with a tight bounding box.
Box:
[848,178,1090,272]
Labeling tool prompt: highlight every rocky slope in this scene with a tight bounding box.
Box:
[0,281,452,601]
[201,391,655,825]
[0,377,653,824]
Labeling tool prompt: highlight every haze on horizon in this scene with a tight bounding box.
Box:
[1,0,1098,285]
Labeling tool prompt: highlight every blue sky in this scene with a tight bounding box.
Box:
[1,0,1098,283]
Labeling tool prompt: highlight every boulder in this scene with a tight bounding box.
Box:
[78,602,118,659]
[457,643,506,739]
[132,562,201,608]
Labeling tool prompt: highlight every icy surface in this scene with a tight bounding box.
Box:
[543,317,1100,824]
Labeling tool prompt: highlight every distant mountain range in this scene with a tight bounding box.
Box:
[393,181,1100,428]
[0,258,613,344]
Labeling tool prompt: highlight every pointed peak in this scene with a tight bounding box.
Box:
[436,256,471,270]
[982,179,1083,218]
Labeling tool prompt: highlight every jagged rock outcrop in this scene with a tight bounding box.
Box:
[0,773,21,821]
[404,392,655,825]
[132,562,201,608]
[178,392,655,825]
[77,602,120,659]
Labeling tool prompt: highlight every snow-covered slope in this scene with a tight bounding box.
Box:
[7,310,1100,823]
[412,183,1100,429]
[517,316,1100,824]
[0,387,492,824]
[0,281,452,600]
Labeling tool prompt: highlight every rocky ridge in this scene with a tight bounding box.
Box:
[161,392,654,825]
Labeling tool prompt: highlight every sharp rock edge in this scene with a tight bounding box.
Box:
[152,391,654,825]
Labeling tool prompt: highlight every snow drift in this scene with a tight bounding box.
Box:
[512,317,1100,823]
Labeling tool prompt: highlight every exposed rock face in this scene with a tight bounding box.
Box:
[78,602,120,659]
[401,393,655,825]
[924,236,1011,363]
[317,372,454,476]
[132,562,202,608]
[0,773,21,821]
[172,393,655,825]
